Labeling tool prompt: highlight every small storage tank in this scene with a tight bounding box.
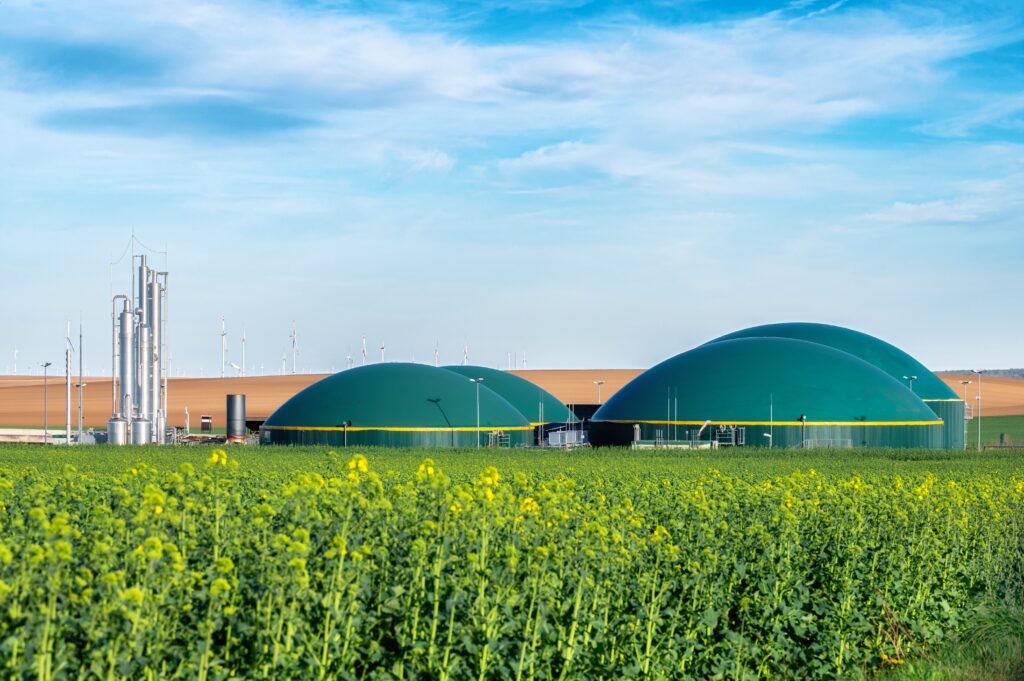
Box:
[107,417,129,446]
[227,394,246,443]
[130,418,152,445]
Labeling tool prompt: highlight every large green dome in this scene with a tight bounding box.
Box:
[262,363,532,447]
[591,337,942,448]
[442,365,573,425]
[707,322,956,400]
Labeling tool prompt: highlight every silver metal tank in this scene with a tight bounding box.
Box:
[148,279,161,443]
[130,418,152,445]
[226,394,246,443]
[137,324,151,423]
[118,304,134,418]
[107,417,129,446]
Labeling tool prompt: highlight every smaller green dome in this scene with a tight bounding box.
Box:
[264,363,531,432]
[442,366,573,424]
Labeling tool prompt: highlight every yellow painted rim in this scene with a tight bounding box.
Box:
[600,419,944,427]
[262,425,534,433]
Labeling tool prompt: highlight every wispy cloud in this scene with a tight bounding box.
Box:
[0,0,1022,370]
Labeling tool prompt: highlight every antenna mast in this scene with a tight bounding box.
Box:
[289,321,298,375]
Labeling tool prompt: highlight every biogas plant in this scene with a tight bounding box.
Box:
[91,246,964,450]
[257,322,964,450]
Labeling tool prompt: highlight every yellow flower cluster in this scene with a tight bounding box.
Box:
[209,449,228,466]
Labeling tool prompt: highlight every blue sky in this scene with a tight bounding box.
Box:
[0,0,1021,375]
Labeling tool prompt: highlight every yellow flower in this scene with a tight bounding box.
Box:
[449,501,463,515]
[479,467,500,487]
[153,505,163,515]
[210,578,231,597]
[209,449,228,466]
[519,497,539,513]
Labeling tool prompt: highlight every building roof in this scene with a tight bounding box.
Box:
[442,365,574,424]
[264,363,531,431]
[707,322,957,400]
[593,337,942,425]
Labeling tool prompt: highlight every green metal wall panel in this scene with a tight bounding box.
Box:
[263,427,532,448]
[591,420,943,449]
[924,400,966,449]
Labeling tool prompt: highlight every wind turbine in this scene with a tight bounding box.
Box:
[462,343,469,366]
[240,326,246,378]
[379,342,385,362]
[280,354,286,375]
[12,346,16,375]
[434,341,439,367]
[289,321,298,375]
[361,337,367,366]
[219,317,227,379]
[229,362,242,377]
[522,351,527,369]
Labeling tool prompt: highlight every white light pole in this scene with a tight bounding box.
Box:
[902,375,917,393]
[593,380,605,404]
[960,380,971,451]
[76,382,87,443]
[41,362,52,443]
[972,369,984,450]
[470,377,484,448]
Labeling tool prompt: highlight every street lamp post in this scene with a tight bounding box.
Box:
[593,380,605,404]
[75,382,87,444]
[960,380,971,451]
[799,414,807,448]
[972,370,984,450]
[902,375,918,393]
[41,362,52,444]
[470,378,484,449]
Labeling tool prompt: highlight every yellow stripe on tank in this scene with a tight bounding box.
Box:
[599,419,943,427]
[262,425,534,433]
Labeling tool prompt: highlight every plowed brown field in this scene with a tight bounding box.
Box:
[1,369,1020,429]
[0,375,327,428]
[938,373,1024,416]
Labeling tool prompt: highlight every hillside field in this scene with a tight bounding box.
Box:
[1,445,1023,679]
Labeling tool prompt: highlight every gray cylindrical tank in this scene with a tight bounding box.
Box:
[137,325,151,421]
[227,394,246,443]
[131,418,151,445]
[107,417,129,446]
[118,306,134,417]
[148,279,161,441]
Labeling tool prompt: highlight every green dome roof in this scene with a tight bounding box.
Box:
[442,365,573,424]
[708,322,956,400]
[593,337,942,425]
[264,363,531,432]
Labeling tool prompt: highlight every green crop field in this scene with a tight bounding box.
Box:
[1,444,1023,679]
[966,414,1024,447]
